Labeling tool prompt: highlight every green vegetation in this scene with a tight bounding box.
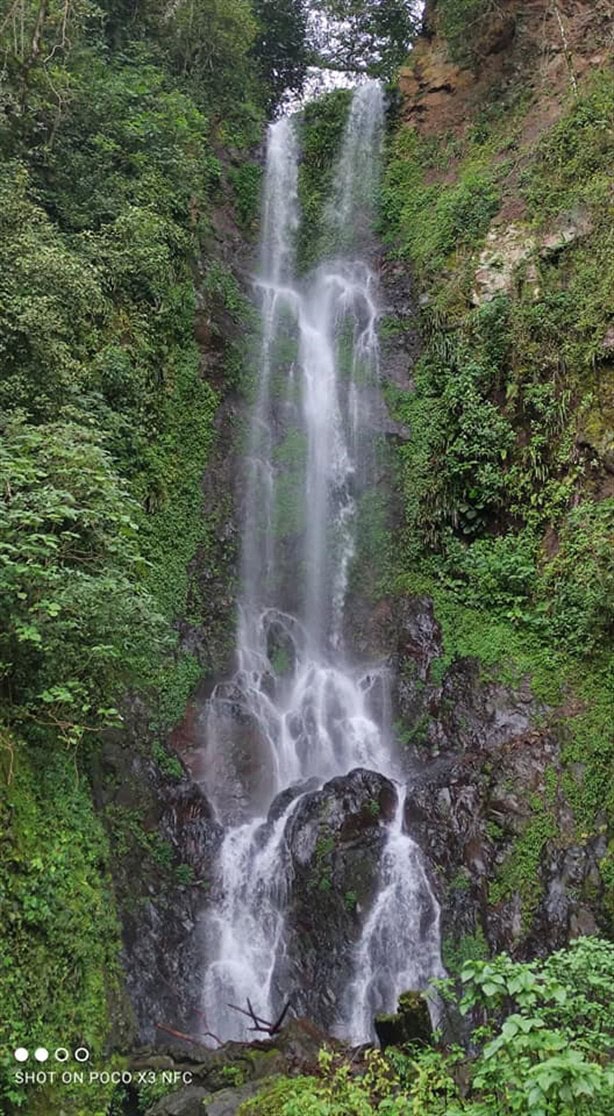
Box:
[297,89,353,269]
[239,939,614,1115]
[1,3,612,1113]
[310,834,336,893]
[489,790,559,926]
[0,740,129,1114]
[382,66,614,926]
[442,926,488,977]
[0,1,266,1110]
[274,428,308,539]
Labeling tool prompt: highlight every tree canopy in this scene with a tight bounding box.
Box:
[310,0,421,78]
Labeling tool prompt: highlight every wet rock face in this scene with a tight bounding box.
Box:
[121,776,224,1044]
[275,768,398,1030]
[396,595,443,682]
[171,687,277,827]
[90,715,223,1044]
[392,594,608,969]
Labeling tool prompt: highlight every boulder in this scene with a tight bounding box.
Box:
[276,769,398,1029]
[203,1081,267,1115]
[150,1086,211,1116]
[539,207,593,256]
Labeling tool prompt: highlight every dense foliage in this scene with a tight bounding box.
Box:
[237,939,614,1116]
[0,1,263,1111]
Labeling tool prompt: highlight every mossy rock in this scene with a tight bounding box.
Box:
[374,991,432,1050]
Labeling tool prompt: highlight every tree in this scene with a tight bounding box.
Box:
[252,0,310,111]
[310,0,421,79]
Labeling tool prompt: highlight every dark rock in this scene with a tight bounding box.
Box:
[276,769,398,1030]
[150,1086,210,1116]
[395,650,540,768]
[265,779,321,829]
[270,1017,331,1070]
[132,1017,328,1087]
[374,991,432,1050]
[203,1081,265,1115]
[88,712,224,1046]
[396,596,443,682]
[388,590,608,969]
[160,783,223,880]
[193,693,275,824]
[138,1020,331,1115]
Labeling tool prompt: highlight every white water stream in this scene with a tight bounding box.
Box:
[201,83,443,1044]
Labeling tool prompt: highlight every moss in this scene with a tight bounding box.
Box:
[396,716,429,750]
[309,833,335,893]
[0,734,130,1112]
[520,71,614,222]
[152,740,184,781]
[273,428,307,540]
[448,869,471,894]
[270,646,292,676]
[489,794,558,925]
[349,482,395,601]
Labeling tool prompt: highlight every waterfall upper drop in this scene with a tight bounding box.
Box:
[200,82,443,1045]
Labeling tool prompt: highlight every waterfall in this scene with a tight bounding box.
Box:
[201,82,443,1045]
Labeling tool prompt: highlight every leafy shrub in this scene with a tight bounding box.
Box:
[539,501,614,654]
[0,417,165,746]
[0,737,127,1112]
[0,166,105,418]
[239,940,614,1116]
[383,129,499,277]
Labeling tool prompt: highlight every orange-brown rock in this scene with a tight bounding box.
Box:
[400,0,613,139]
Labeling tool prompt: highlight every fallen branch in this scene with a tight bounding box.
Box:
[155,1022,222,1047]
[227,998,292,1036]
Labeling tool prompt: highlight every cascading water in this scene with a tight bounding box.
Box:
[201,82,443,1044]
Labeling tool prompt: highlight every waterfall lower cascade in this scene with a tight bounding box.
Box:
[200,83,443,1044]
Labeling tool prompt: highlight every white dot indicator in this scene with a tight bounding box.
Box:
[14,1048,28,1062]
[74,1047,90,1063]
[54,1048,69,1062]
[34,1047,49,1062]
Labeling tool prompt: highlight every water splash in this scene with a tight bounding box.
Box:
[341,790,445,1043]
[200,82,442,1044]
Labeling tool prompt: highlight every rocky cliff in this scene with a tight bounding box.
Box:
[378,0,613,976]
